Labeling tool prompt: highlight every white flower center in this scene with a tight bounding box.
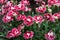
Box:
[6,16,11,19]
[27,18,31,21]
[48,32,53,36]
[15,31,19,34]
[37,17,40,19]
[27,33,30,36]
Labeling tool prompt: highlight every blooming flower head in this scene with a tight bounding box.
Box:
[23,31,34,39]
[33,15,44,23]
[21,0,30,6]
[23,16,33,26]
[36,6,46,13]
[14,3,25,11]
[53,12,60,19]
[48,0,57,6]
[45,30,55,40]
[21,14,27,21]
[2,15,13,23]
[6,28,21,39]
[53,13,59,19]
[6,31,15,39]
[7,10,19,17]
[44,13,55,22]
[6,1,13,7]
[16,14,22,21]
[17,24,25,31]
[11,28,21,37]
[0,0,7,4]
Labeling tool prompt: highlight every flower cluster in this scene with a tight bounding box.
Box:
[0,0,60,40]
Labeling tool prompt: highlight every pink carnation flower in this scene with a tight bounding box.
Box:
[33,15,44,23]
[16,14,22,21]
[6,31,15,39]
[45,30,55,40]
[17,24,25,31]
[14,4,25,11]
[44,13,55,22]
[36,6,46,13]
[21,0,30,5]
[48,0,57,6]
[0,0,7,4]
[11,28,21,37]
[7,10,19,17]
[23,16,33,26]
[6,28,21,39]
[2,15,13,23]
[23,31,34,39]
[53,12,60,19]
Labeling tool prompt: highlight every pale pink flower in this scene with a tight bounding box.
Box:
[45,30,55,40]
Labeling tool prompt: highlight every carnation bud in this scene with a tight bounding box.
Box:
[48,8,52,13]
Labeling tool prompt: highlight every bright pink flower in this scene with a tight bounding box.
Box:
[21,14,27,21]
[53,12,60,19]
[44,13,55,22]
[36,6,46,13]
[6,1,13,7]
[7,10,19,17]
[11,28,21,37]
[21,0,30,5]
[23,16,33,26]
[0,0,7,4]
[41,1,46,6]
[23,31,34,39]
[14,4,25,11]
[57,12,60,19]
[17,24,25,31]
[48,0,57,6]
[53,0,60,6]
[33,15,43,23]
[6,28,21,39]
[6,31,15,39]
[45,30,55,40]
[16,14,22,21]
[53,13,59,19]
[23,7,32,12]
[16,14,26,21]
[2,15,13,23]
[14,5,21,11]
